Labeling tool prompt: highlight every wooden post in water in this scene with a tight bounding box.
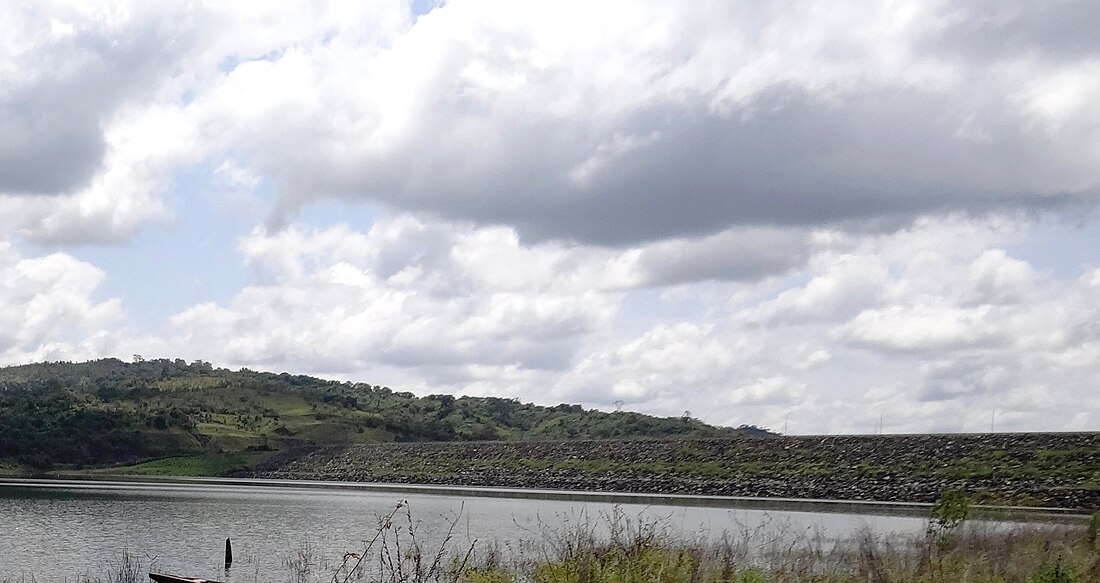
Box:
[225,538,233,568]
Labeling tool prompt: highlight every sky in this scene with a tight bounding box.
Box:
[1,0,1099,434]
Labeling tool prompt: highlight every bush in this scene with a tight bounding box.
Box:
[928,489,971,547]
[1028,561,1076,583]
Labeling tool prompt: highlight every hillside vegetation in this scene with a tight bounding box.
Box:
[0,358,756,470]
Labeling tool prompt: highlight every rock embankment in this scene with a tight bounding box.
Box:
[244,432,1100,510]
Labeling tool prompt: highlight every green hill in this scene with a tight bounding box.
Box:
[0,358,764,471]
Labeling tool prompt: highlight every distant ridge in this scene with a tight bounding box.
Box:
[0,358,767,471]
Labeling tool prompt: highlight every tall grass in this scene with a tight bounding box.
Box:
[473,510,1098,583]
[322,503,1099,583]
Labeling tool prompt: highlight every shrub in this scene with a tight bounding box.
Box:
[1028,561,1076,583]
[928,489,971,547]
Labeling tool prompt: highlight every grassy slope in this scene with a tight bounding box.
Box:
[86,451,276,477]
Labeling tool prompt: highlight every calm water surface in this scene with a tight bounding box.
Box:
[0,478,1044,581]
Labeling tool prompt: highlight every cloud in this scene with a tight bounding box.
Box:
[4,0,1098,247]
[149,215,823,421]
[179,0,1100,245]
[169,217,623,379]
[0,104,199,244]
[0,1,213,244]
[837,305,1004,353]
[550,216,1100,432]
[1,1,1098,435]
[0,243,121,363]
[162,214,842,385]
[634,228,811,286]
[927,0,1100,62]
[0,1,203,195]
[0,0,411,244]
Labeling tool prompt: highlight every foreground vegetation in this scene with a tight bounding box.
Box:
[15,501,1100,583]
[0,358,753,470]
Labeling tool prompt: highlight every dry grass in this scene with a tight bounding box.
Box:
[256,504,1099,583]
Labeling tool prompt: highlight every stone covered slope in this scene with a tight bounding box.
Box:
[245,432,1100,510]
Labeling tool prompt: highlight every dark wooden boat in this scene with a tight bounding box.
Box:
[149,573,226,583]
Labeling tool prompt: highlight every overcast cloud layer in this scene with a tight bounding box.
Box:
[1,0,1097,433]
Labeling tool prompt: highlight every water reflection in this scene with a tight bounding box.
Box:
[0,479,1055,581]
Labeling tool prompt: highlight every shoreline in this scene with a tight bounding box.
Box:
[1,474,1089,522]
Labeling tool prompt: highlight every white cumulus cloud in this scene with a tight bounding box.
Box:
[0,244,122,363]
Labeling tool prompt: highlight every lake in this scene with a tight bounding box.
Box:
[0,478,1069,581]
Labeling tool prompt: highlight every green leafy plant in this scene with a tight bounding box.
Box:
[927,489,971,547]
[1028,561,1076,583]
